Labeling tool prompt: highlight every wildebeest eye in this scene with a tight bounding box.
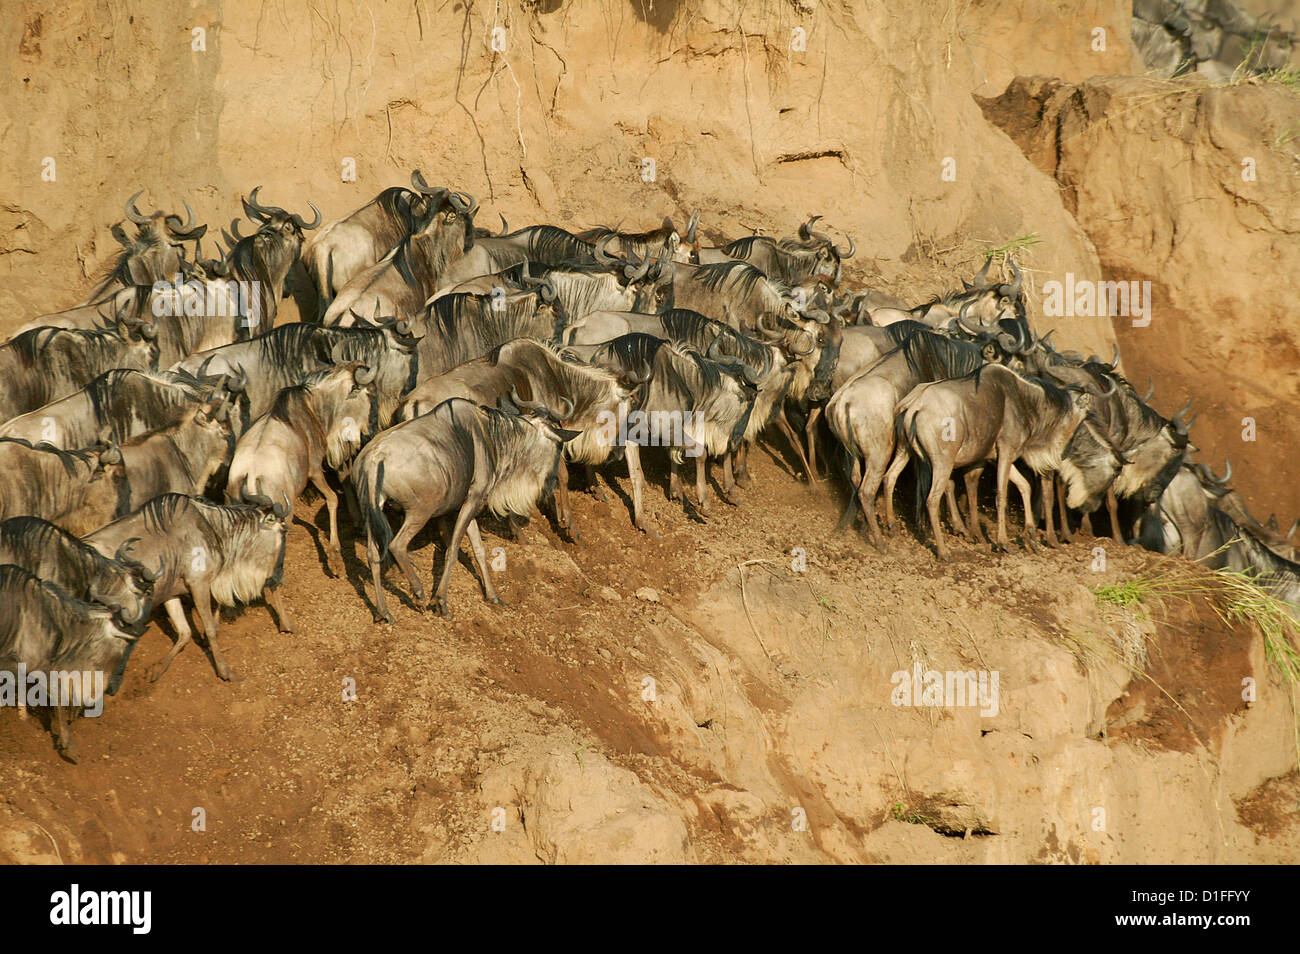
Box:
[446,211,458,222]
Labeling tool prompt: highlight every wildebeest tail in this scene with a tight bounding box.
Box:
[355,458,393,561]
[900,410,932,523]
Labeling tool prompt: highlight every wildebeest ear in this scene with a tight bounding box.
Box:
[552,426,583,443]
[127,256,154,286]
[1075,392,1093,410]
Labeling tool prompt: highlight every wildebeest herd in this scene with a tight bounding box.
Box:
[2,172,1297,761]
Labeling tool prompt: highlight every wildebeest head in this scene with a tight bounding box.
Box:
[410,170,478,253]
[787,214,855,283]
[99,191,208,293]
[1058,401,1125,512]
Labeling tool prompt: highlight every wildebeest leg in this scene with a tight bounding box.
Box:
[554,458,574,532]
[625,442,653,535]
[775,406,812,479]
[343,481,362,529]
[735,441,752,489]
[1008,464,1037,551]
[465,518,503,606]
[964,466,986,542]
[389,506,434,608]
[431,494,487,618]
[1056,475,1074,542]
[584,464,607,502]
[1041,475,1059,548]
[994,456,1013,553]
[928,458,954,560]
[805,405,823,480]
[265,585,293,633]
[309,469,341,555]
[695,454,710,513]
[1080,511,1094,537]
[151,597,196,682]
[721,452,738,504]
[668,454,683,502]
[882,444,911,532]
[838,456,862,531]
[52,705,78,763]
[1107,488,1123,544]
[944,480,967,538]
[190,580,240,682]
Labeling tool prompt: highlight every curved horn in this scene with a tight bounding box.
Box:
[495,212,509,236]
[242,186,272,221]
[229,217,245,241]
[999,258,1022,299]
[1097,374,1118,397]
[354,363,377,386]
[972,255,992,287]
[555,396,574,420]
[509,385,547,414]
[1107,342,1120,371]
[291,203,323,230]
[272,497,290,519]
[331,340,347,365]
[624,250,650,282]
[409,169,442,197]
[797,214,822,242]
[225,366,247,393]
[594,234,619,266]
[834,235,855,259]
[1171,397,1194,433]
[685,209,700,245]
[164,199,198,235]
[957,300,982,337]
[1197,459,1231,486]
[240,476,275,509]
[1141,378,1155,403]
[125,190,151,225]
[791,330,816,356]
[448,190,478,215]
[1039,328,1057,351]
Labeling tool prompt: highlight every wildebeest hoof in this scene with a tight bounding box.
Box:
[56,742,79,764]
[375,610,395,624]
[735,473,752,489]
[486,596,505,607]
[217,666,244,683]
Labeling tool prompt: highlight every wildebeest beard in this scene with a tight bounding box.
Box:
[806,336,841,402]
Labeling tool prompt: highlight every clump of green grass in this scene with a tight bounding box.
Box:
[983,233,1041,264]
[1094,558,1300,764]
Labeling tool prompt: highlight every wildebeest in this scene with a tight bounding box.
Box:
[891,364,1123,558]
[0,516,153,628]
[0,564,145,761]
[868,259,1023,328]
[112,397,237,511]
[0,439,124,535]
[172,321,418,427]
[11,286,148,339]
[84,494,291,682]
[322,183,478,324]
[825,330,998,545]
[568,334,756,516]
[302,171,445,313]
[411,288,566,382]
[0,368,211,449]
[211,187,321,327]
[0,325,159,422]
[432,224,601,290]
[226,362,379,557]
[396,338,635,535]
[691,215,854,285]
[354,396,579,621]
[80,191,208,305]
[576,218,681,263]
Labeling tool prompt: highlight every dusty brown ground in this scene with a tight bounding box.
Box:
[2,441,1297,864]
[2,1,1299,864]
